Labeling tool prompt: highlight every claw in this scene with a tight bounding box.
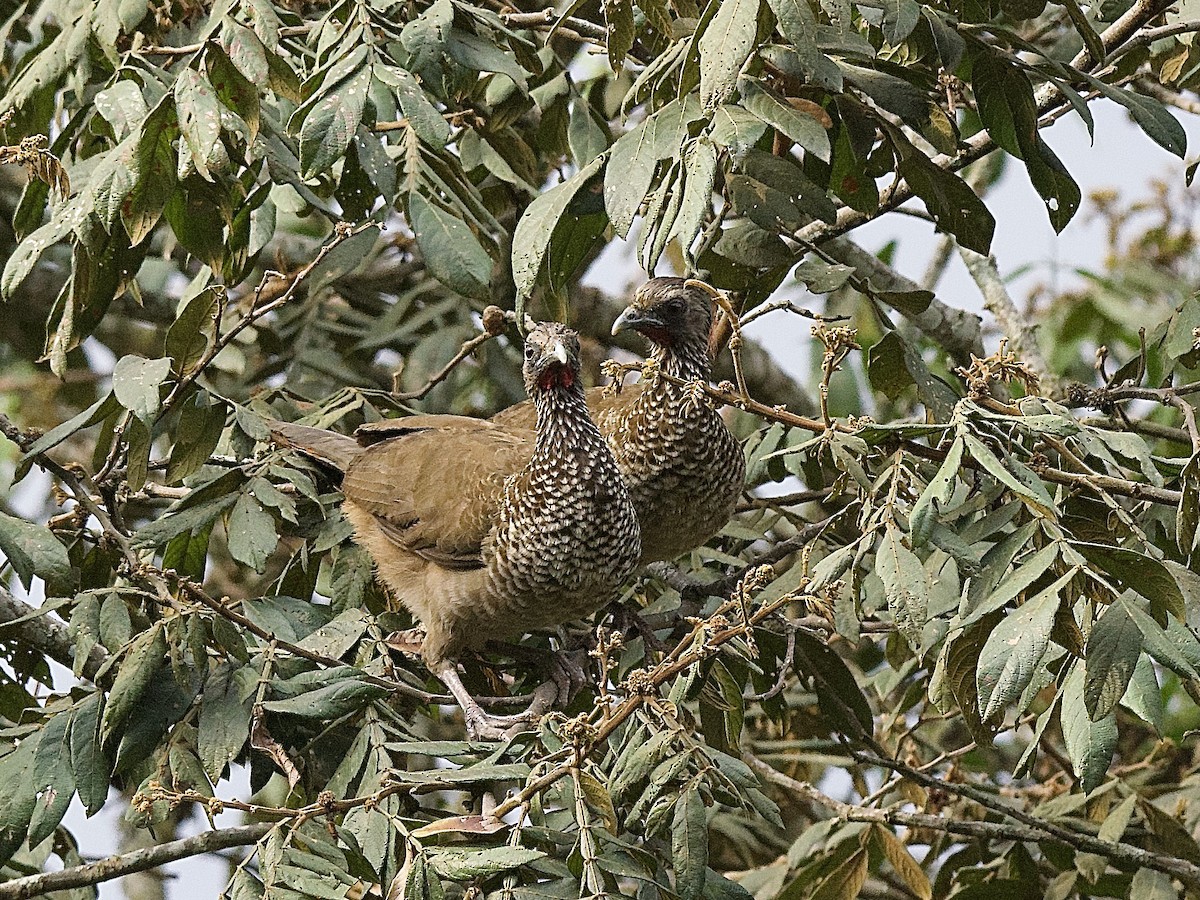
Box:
[434,661,557,740]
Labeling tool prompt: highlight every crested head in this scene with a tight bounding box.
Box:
[610,277,714,379]
[522,321,583,396]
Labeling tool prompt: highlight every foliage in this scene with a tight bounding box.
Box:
[4,0,1200,897]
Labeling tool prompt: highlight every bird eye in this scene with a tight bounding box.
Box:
[524,344,536,358]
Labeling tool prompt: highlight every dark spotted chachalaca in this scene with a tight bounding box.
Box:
[488,277,746,563]
[272,323,640,738]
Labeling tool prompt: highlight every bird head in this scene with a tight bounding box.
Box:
[610,277,714,348]
[611,278,715,377]
[523,322,582,393]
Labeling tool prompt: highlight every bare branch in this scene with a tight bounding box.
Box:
[0,823,274,900]
[958,247,1063,396]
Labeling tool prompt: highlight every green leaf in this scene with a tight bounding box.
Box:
[962,434,1052,514]
[891,130,994,254]
[512,154,605,299]
[100,623,166,744]
[166,286,223,376]
[881,0,920,45]
[603,0,636,70]
[1082,74,1186,158]
[298,64,371,178]
[166,392,227,484]
[1121,654,1164,732]
[1073,542,1186,623]
[427,846,545,879]
[976,568,1071,721]
[95,80,149,141]
[710,104,768,159]
[408,192,493,300]
[70,692,112,815]
[568,99,608,167]
[262,676,387,718]
[673,790,709,900]
[910,436,964,545]
[199,663,252,779]
[133,494,238,547]
[28,710,75,847]
[739,79,830,162]
[113,354,172,425]
[226,492,277,572]
[376,65,450,146]
[960,541,1060,628]
[124,96,178,245]
[875,524,930,651]
[673,136,718,260]
[971,51,1079,231]
[605,119,658,237]
[175,69,224,180]
[1129,868,1177,900]
[794,630,874,737]
[0,733,38,866]
[867,331,916,402]
[1118,594,1199,679]
[699,0,761,110]
[0,511,72,593]
[1060,661,1117,792]
[1084,599,1142,720]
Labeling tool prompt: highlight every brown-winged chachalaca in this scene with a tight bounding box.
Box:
[272,323,641,738]
[487,277,746,563]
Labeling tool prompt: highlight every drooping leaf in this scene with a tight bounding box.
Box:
[976,569,1071,721]
[699,0,761,110]
[1060,661,1117,792]
[408,192,493,300]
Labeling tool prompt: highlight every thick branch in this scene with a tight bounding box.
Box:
[822,237,983,365]
[958,247,1063,396]
[0,823,274,900]
[0,586,108,682]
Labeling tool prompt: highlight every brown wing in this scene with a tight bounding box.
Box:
[341,426,533,569]
[354,415,497,446]
[269,421,363,472]
[490,384,645,431]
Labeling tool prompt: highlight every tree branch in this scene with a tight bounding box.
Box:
[821,237,984,365]
[0,823,274,900]
[745,753,1200,888]
[0,585,108,682]
[958,247,1063,396]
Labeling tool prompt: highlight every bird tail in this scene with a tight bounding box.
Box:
[268,421,363,472]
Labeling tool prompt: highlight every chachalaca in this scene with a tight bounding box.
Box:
[489,277,746,563]
[272,323,641,738]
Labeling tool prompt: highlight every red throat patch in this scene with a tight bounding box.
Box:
[538,365,575,391]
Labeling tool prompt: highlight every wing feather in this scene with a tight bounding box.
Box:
[341,426,533,568]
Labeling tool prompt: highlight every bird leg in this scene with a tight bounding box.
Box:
[433,660,557,741]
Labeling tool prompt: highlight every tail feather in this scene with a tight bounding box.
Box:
[268,421,363,472]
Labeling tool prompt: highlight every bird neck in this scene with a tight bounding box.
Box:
[533,382,599,450]
[651,336,711,382]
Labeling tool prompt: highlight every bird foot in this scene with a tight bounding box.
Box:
[436,662,557,741]
[549,649,589,707]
